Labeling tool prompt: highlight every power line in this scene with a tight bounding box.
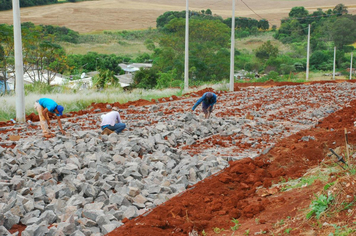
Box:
[240,0,264,19]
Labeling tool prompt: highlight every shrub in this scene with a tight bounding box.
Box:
[306,194,334,219]
[268,71,279,80]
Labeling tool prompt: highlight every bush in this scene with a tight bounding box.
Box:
[24,82,55,95]
[237,30,250,38]
[343,45,355,53]
[170,80,183,88]
[268,71,279,80]
[294,62,304,71]
[133,67,158,89]
[156,69,177,89]
[280,64,296,75]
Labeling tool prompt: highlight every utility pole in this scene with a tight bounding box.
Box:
[229,0,235,92]
[333,46,336,80]
[184,0,189,91]
[306,24,310,81]
[12,0,25,122]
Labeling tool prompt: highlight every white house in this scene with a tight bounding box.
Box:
[117,63,152,87]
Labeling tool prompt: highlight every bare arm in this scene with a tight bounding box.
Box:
[56,116,65,135]
[42,108,51,127]
[116,112,122,123]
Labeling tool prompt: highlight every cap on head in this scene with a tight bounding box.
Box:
[112,107,119,111]
[206,92,213,98]
[56,105,64,116]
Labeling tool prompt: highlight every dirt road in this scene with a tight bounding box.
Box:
[0,0,355,33]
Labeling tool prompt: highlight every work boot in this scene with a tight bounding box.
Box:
[102,128,114,135]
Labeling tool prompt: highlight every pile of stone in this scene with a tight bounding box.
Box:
[1,81,356,235]
[0,113,239,236]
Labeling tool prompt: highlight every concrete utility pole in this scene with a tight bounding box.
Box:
[229,0,235,92]
[12,0,25,122]
[184,0,189,91]
[333,46,336,80]
[306,24,310,81]
[350,52,353,80]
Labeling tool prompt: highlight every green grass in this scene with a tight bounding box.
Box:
[0,81,228,122]
[60,28,160,56]
[61,41,150,57]
[279,168,334,192]
[306,194,334,219]
[235,32,293,54]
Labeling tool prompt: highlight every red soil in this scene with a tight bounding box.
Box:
[4,80,356,235]
[106,81,356,236]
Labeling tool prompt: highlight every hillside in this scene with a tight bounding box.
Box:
[107,80,356,236]
[1,80,356,235]
[0,0,356,33]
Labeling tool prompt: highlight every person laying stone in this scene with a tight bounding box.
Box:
[34,98,65,138]
[192,92,217,119]
[100,107,126,135]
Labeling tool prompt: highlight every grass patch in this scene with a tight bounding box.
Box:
[61,41,150,57]
[269,150,356,235]
[235,32,293,54]
[279,167,336,192]
[60,28,160,56]
[306,193,334,219]
[0,81,228,122]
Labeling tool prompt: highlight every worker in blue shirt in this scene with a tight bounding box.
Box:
[192,92,217,119]
[34,98,65,137]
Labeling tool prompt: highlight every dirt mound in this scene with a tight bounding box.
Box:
[106,81,356,236]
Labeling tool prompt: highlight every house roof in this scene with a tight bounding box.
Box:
[115,74,133,88]
[119,63,152,73]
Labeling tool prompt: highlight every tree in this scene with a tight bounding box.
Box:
[133,67,158,89]
[156,69,177,89]
[258,19,269,30]
[289,6,309,18]
[92,69,118,89]
[0,24,14,94]
[156,11,186,28]
[156,18,230,82]
[255,41,279,60]
[22,26,68,85]
[310,51,328,67]
[331,17,356,49]
[333,4,348,15]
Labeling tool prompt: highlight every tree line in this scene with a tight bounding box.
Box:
[1,5,356,93]
[157,9,269,31]
[274,4,356,71]
[0,23,129,93]
[0,0,59,11]
[134,5,356,88]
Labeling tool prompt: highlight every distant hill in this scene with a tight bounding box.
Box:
[0,0,60,11]
[0,0,355,33]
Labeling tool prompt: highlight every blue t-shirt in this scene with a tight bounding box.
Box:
[39,98,59,115]
[192,92,217,111]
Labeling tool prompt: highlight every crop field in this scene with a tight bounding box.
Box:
[0,0,355,33]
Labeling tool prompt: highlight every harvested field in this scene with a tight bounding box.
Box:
[1,80,356,235]
[0,0,356,33]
